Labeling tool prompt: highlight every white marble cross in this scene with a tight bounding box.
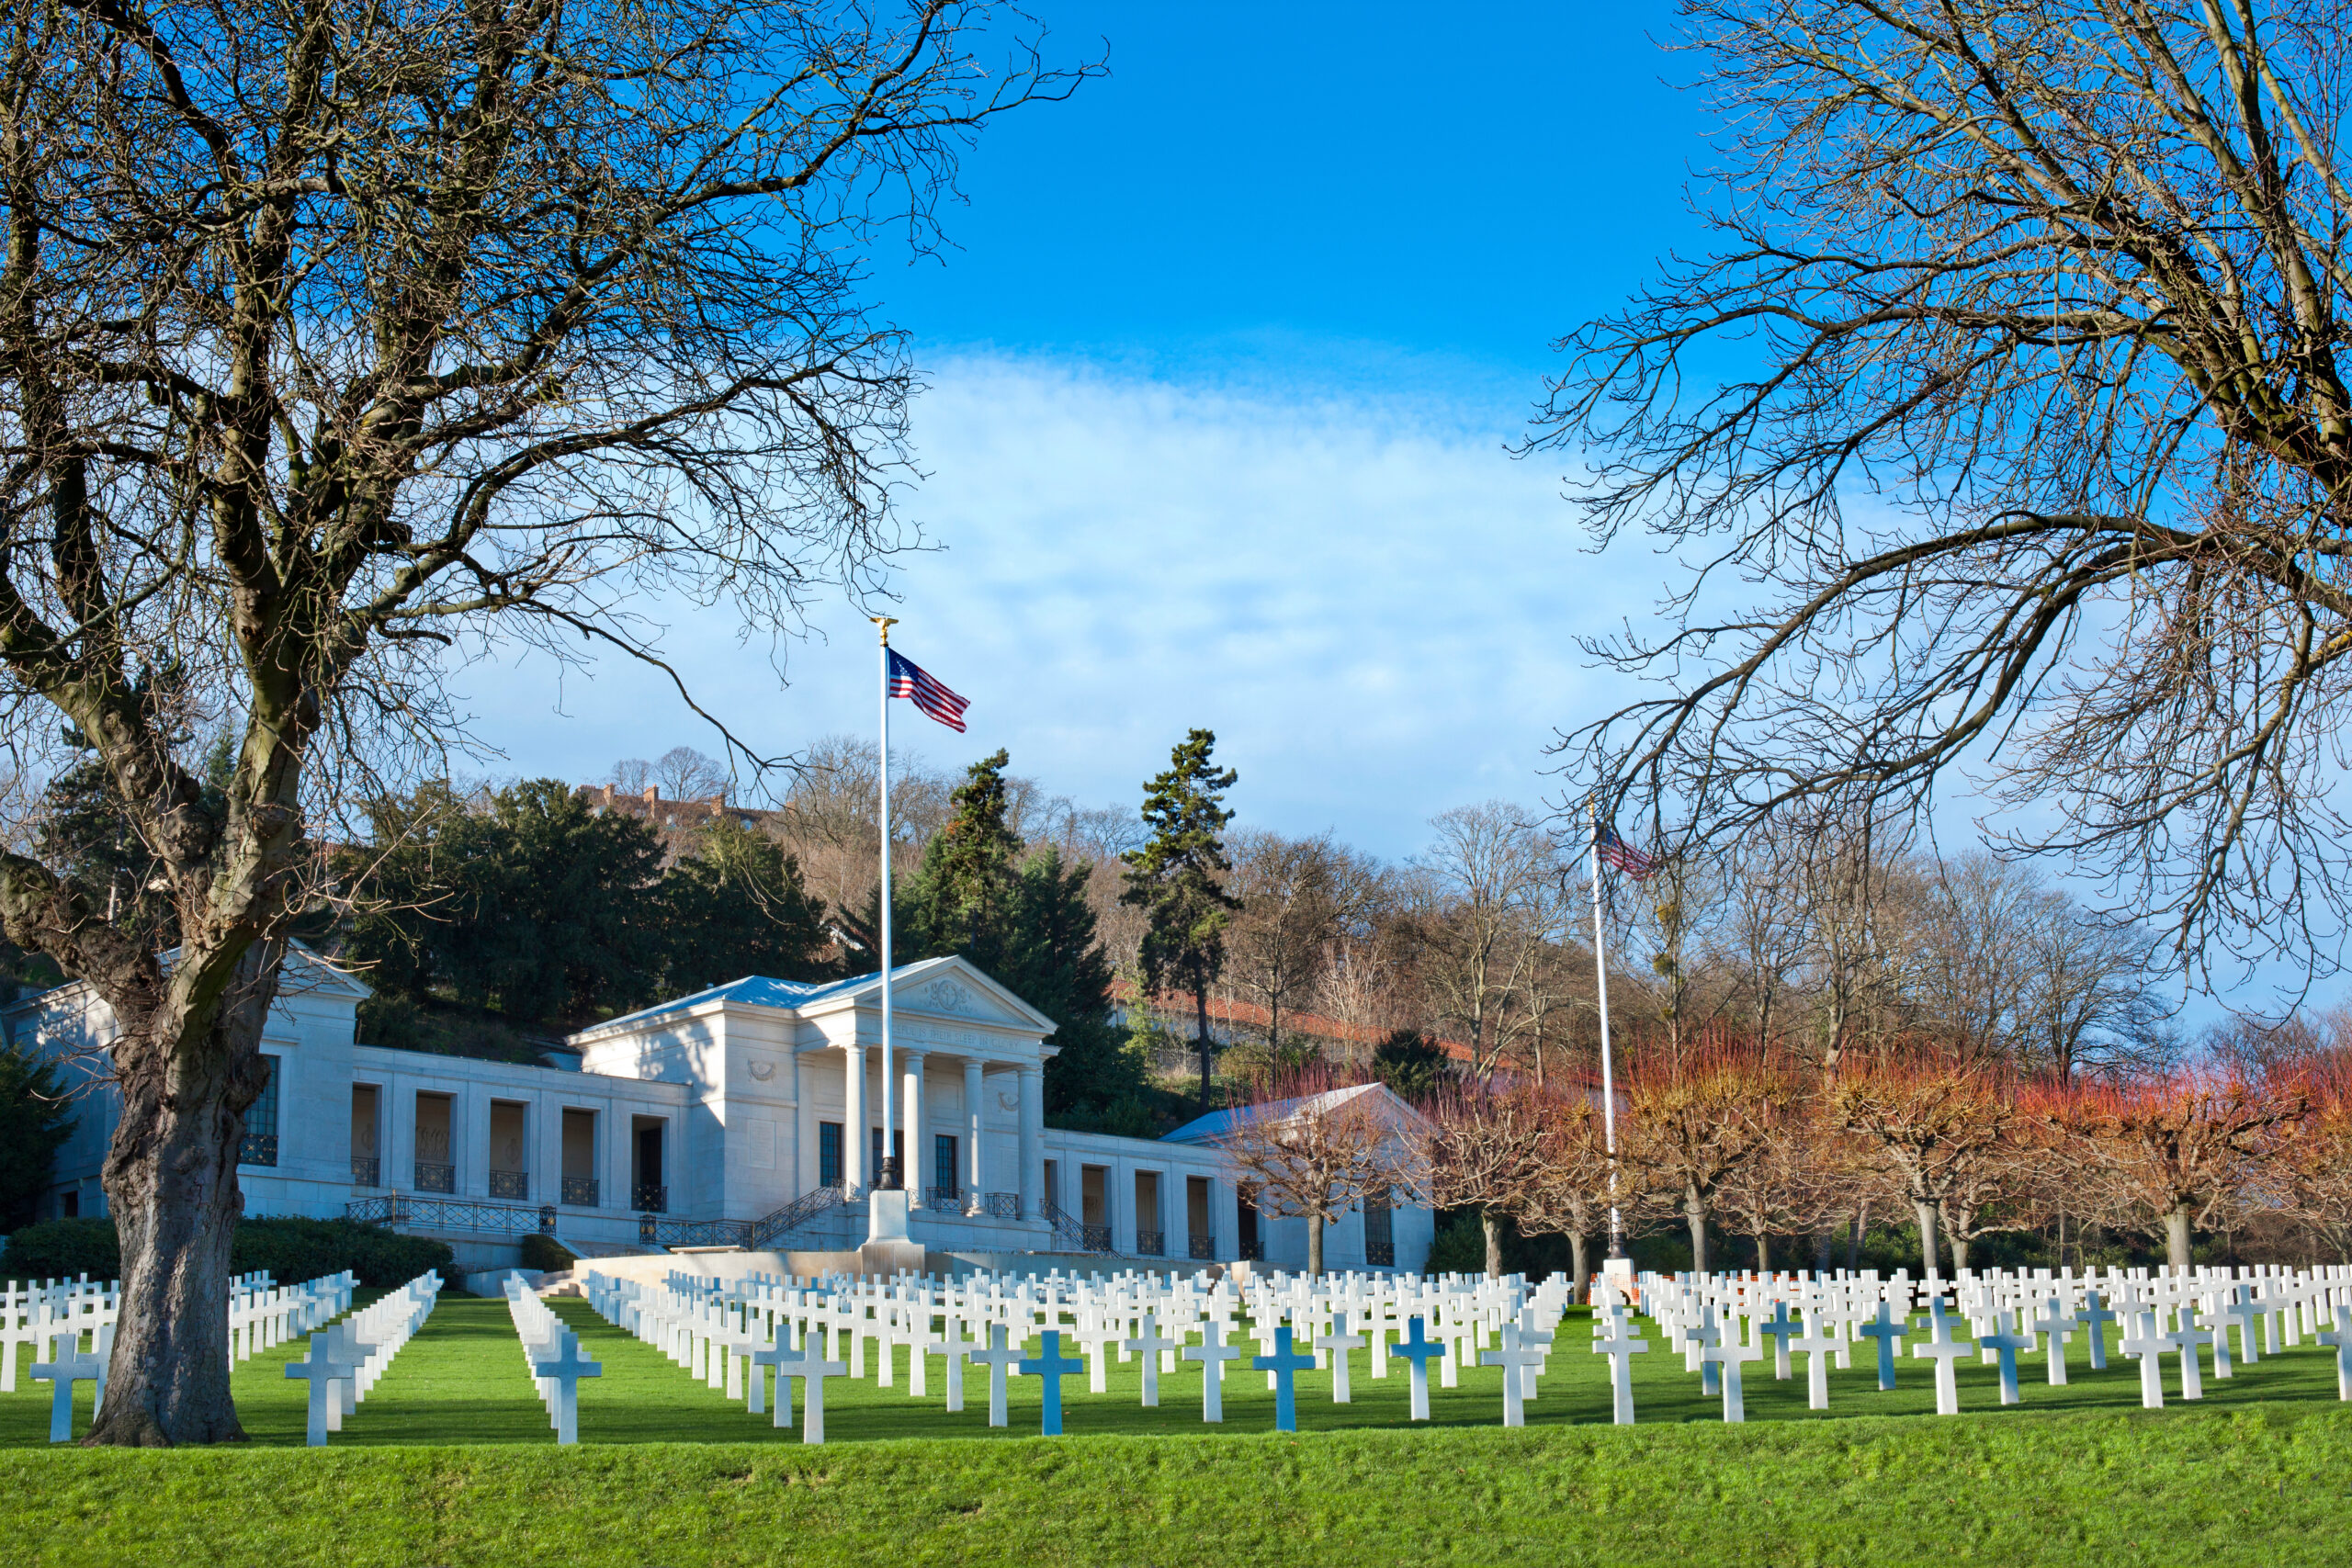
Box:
[1125,1314,1178,1408]
[1976,1311,2032,1406]
[1909,1303,1973,1416]
[1590,1309,1648,1426]
[2167,1319,2211,1401]
[780,1343,850,1444]
[2075,1290,2117,1371]
[2317,1304,2352,1402]
[281,1333,358,1448]
[2029,1297,2075,1386]
[751,1333,797,1426]
[1702,1328,1764,1423]
[925,1314,974,1415]
[1480,1323,1545,1428]
[1316,1313,1367,1404]
[1858,1302,1907,1392]
[1757,1301,1801,1381]
[967,1324,1023,1428]
[1182,1318,1242,1423]
[2119,1311,2168,1410]
[530,1329,602,1445]
[1390,1315,1445,1422]
[1790,1311,1840,1412]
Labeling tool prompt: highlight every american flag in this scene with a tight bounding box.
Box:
[886,648,968,732]
[1597,823,1662,882]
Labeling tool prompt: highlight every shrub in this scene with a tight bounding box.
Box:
[232,1218,453,1287]
[519,1232,576,1272]
[2,1216,452,1288]
[0,1218,119,1282]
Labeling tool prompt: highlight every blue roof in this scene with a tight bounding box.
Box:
[584,962,940,1034]
[1160,1083,1423,1145]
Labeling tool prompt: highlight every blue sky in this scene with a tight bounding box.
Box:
[460,1,1729,858]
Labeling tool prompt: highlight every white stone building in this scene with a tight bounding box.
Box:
[10,950,1433,1275]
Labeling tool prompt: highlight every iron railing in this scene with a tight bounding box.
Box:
[741,1182,854,1249]
[924,1187,964,1212]
[415,1161,455,1194]
[1042,1199,1091,1253]
[489,1169,529,1201]
[633,1183,667,1213]
[1081,1224,1114,1252]
[1136,1229,1165,1257]
[985,1191,1020,1219]
[351,1156,380,1187]
[344,1193,547,1235]
[1189,1233,1216,1260]
[1366,1241,1396,1268]
[238,1134,278,1167]
[639,1213,750,1248]
[1239,1235,1264,1262]
[561,1176,599,1207]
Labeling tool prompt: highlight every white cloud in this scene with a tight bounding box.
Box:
[452,351,1656,858]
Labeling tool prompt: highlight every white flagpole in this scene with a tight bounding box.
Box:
[875,615,899,1192]
[1589,797,1624,1263]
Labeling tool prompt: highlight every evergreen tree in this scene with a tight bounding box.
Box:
[901,752,1145,1121]
[659,818,830,995]
[1121,728,1239,1112]
[899,750,1023,970]
[0,1044,74,1228]
[1371,1028,1446,1100]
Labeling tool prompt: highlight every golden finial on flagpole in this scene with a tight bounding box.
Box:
[872,615,898,646]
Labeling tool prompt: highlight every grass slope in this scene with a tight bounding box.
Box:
[0,1294,2344,1564]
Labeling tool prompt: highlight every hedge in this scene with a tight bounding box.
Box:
[1,1217,453,1287]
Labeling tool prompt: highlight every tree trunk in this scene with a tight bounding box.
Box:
[1684,1183,1709,1274]
[1847,1201,1867,1271]
[1306,1208,1324,1278]
[2165,1205,2193,1273]
[1568,1228,1590,1303]
[1754,1229,1771,1275]
[1193,982,1214,1113]
[1914,1199,1940,1279]
[88,944,280,1445]
[1482,1208,1505,1279]
[1813,1227,1835,1273]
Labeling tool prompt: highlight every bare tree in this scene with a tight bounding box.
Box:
[653,748,729,803]
[1218,1071,1423,1278]
[1541,0,2352,986]
[0,0,1084,1443]
[1617,1044,1792,1272]
[1424,1078,1553,1278]
[1830,1055,2018,1279]
[1517,1090,1617,1298]
[1413,803,1555,1079]
[1225,829,1375,1056]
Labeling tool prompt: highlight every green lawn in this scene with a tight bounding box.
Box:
[0,1293,2344,1564]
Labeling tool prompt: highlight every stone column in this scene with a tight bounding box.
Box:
[793,1049,817,1193]
[901,1050,927,1207]
[1018,1063,1045,1221]
[841,1042,866,1192]
[963,1059,985,1213]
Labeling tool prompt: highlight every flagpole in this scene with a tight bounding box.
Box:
[874,615,899,1193]
[1590,796,1625,1265]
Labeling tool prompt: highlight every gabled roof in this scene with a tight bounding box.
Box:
[568,954,1060,1043]
[3,941,370,1016]
[1160,1081,1431,1145]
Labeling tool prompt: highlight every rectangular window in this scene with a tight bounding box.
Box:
[238,1055,279,1166]
[1363,1185,1394,1267]
[819,1122,842,1188]
[934,1134,957,1195]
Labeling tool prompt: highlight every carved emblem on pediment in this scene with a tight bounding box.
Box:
[747,1058,776,1082]
[919,978,979,1016]
[997,1090,1021,1111]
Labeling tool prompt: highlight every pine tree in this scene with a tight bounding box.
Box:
[1121,728,1239,1113]
[901,751,1143,1119]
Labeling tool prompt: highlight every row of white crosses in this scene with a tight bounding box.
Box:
[499,1274,600,1444]
[579,1263,1583,1439]
[15,1269,355,1443]
[1605,1262,2352,1424]
[282,1271,441,1447]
